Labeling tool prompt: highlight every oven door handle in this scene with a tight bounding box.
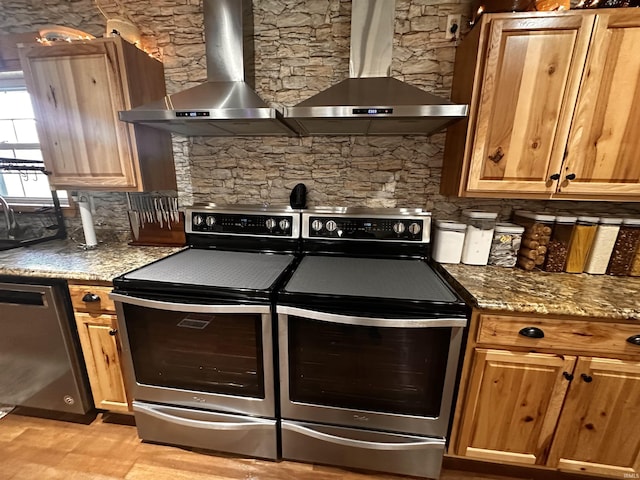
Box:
[133,402,274,431]
[277,306,467,328]
[109,292,271,314]
[282,422,444,451]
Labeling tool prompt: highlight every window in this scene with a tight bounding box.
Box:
[0,71,67,206]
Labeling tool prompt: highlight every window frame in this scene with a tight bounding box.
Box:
[0,70,71,210]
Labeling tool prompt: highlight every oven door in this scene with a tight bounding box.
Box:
[277,306,466,437]
[111,293,275,418]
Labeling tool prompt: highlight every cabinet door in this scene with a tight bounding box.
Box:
[456,349,576,465]
[560,12,640,199]
[75,312,130,413]
[19,40,138,189]
[466,15,593,195]
[547,357,640,476]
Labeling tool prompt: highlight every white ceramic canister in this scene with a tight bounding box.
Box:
[461,210,498,265]
[432,220,467,264]
[584,217,622,275]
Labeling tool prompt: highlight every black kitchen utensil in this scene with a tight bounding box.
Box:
[290,183,307,209]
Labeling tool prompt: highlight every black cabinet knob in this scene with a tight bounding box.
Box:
[565,173,577,181]
[581,373,593,383]
[626,334,640,346]
[563,372,574,381]
[518,326,545,339]
[549,173,561,181]
[82,293,100,303]
[109,329,118,336]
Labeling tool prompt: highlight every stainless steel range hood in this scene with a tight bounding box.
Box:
[284,0,468,136]
[119,0,296,136]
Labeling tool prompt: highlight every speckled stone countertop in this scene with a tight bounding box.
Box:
[440,263,640,321]
[0,239,183,283]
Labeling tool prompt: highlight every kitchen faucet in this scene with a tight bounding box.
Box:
[0,195,21,240]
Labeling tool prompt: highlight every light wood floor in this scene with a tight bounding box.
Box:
[0,410,522,480]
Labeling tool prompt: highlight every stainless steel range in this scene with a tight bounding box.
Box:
[110,205,300,460]
[276,208,468,479]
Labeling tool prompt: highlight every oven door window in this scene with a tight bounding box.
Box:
[124,304,265,398]
[288,316,450,417]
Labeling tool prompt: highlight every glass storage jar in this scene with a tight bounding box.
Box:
[461,210,498,266]
[565,215,599,273]
[512,211,555,270]
[543,214,576,273]
[607,218,640,276]
[584,217,622,275]
[432,220,467,264]
[488,223,524,267]
[631,243,640,277]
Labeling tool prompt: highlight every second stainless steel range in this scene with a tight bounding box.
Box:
[277,208,468,478]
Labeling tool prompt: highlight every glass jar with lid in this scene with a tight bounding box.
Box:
[565,215,599,273]
[543,214,576,273]
[512,211,555,270]
[432,220,466,264]
[461,210,498,265]
[630,243,640,277]
[584,217,622,275]
[488,223,524,267]
[607,218,640,276]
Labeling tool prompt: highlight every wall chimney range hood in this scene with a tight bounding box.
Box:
[120,0,467,137]
[283,0,468,136]
[119,0,297,136]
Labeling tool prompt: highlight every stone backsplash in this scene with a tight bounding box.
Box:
[2,0,638,241]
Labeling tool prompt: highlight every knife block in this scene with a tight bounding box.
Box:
[128,211,186,247]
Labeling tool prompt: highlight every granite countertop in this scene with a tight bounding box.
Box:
[1,238,638,320]
[440,263,640,321]
[0,239,183,283]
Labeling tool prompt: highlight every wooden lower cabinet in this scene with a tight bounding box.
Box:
[452,312,640,478]
[457,349,575,465]
[68,283,130,413]
[74,312,130,413]
[547,357,640,477]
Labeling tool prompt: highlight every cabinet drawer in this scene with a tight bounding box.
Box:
[477,314,640,357]
[69,285,116,314]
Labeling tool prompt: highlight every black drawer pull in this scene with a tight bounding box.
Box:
[549,173,561,181]
[82,293,100,303]
[627,335,640,346]
[565,173,577,181]
[109,329,118,336]
[563,372,574,381]
[581,374,593,383]
[519,327,544,339]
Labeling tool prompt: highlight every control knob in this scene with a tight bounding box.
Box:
[265,218,277,230]
[205,216,216,227]
[311,220,324,232]
[408,222,421,235]
[325,220,338,232]
[193,214,204,226]
[279,219,290,231]
[393,222,406,234]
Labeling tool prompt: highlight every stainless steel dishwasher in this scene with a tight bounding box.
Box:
[0,277,92,414]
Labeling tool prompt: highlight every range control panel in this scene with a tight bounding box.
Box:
[304,214,430,242]
[188,210,298,238]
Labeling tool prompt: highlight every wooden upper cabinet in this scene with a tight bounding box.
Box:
[547,357,640,477]
[466,15,593,195]
[559,12,640,198]
[19,37,176,191]
[442,9,640,201]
